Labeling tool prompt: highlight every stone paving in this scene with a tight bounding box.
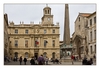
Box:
[4,60,96,65]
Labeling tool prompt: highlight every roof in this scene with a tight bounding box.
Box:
[74,13,91,23]
[43,6,51,10]
[79,13,91,17]
[87,11,96,18]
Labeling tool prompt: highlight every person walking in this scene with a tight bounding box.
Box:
[45,56,49,65]
[37,55,45,65]
[14,57,16,62]
[23,57,27,65]
[71,55,74,65]
[30,56,35,65]
[19,56,22,65]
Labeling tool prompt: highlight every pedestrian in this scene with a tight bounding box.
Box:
[59,59,62,64]
[45,56,49,65]
[90,58,93,65]
[19,56,22,65]
[82,57,87,65]
[23,57,27,65]
[37,55,45,65]
[30,56,35,65]
[11,57,12,61]
[71,55,74,65]
[4,56,7,62]
[14,57,16,62]
[6,56,10,62]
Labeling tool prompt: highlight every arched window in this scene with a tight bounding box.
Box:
[45,10,47,14]
[14,52,18,58]
[52,52,55,59]
[48,10,49,14]
[43,52,47,57]
[25,52,29,58]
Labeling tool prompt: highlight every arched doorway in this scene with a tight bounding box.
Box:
[25,52,29,58]
[75,38,82,59]
[14,52,18,58]
[52,52,55,59]
[43,52,47,57]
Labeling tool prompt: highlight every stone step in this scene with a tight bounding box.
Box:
[61,59,72,62]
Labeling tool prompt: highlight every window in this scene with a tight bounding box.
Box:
[35,40,39,47]
[52,30,55,33]
[52,52,55,59]
[15,40,18,47]
[48,10,49,14]
[25,40,28,47]
[44,40,48,47]
[79,17,80,21]
[94,17,96,23]
[90,31,92,42]
[45,10,47,14]
[25,30,28,34]
[44,30,46,34]
[90,19,92,26]
[90,46,92,54]
[79,25,80,29]
[52,40,55,47]
[15,29,18,34]
[94,30,96,40]
[95,45,96,53]
[81,47,84,53]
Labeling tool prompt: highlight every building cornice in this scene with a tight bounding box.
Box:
[9,48,60,50]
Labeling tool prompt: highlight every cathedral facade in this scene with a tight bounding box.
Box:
[72,12,96,59]
[8,6,60,59]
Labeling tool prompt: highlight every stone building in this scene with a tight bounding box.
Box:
[8,6,60,59]
[87,12,96,58]
[72,13,91,59]
[4,13,10,57]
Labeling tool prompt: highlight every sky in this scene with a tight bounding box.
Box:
[4,3,96,41]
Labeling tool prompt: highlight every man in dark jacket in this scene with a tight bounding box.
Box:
[30,57,35,65]
[86,58,93,65]
[19,56,22,65]
[82,57,87,65]
[23,57,27,65]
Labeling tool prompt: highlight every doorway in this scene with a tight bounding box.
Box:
[34,53,38,60]
[76,39,81,59]
[14,52,18,58]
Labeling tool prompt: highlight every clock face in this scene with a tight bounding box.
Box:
[48,18,50,21]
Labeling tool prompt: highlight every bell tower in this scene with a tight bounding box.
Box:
[41,4,53,25]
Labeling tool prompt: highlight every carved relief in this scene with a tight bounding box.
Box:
[35,29,39,33]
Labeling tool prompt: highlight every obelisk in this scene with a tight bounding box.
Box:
[63,4,70,45]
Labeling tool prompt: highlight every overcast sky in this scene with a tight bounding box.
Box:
[4,3,96,41]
